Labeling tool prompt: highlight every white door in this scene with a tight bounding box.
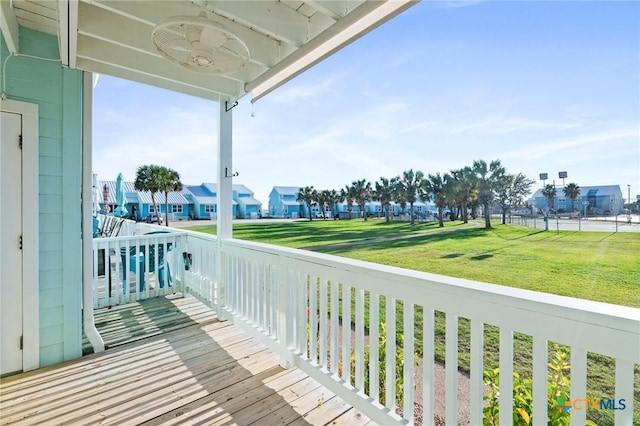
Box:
[1,111,23,375]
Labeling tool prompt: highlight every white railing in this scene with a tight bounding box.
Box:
[96,231,639,425]
[206,238,638,426]
[92,232,188,309]
[181,232,220,311]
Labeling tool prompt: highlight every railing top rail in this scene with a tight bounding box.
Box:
[93,231,189,244]
[220,238,640,362]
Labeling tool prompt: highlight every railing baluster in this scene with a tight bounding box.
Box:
[499,328,514,426]
[330,280,339,374]
[320,279,328,370]
[355,288,365,391]
[369,293,380,402]
[532,337,547,426]
[403,302,414,422]
[385,297,396,411]
[615,359,634,426]
[342,283,352,385]
[445,313,458,426]
[470,320,484,425]
[423,307,435,425]
[310,276,318,364]
[92,242,99,308]
[300,271,308,358]
[570,348,587,426]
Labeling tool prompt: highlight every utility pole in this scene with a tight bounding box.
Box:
[628,184,632,223]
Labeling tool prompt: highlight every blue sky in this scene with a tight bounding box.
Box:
[93,1,640,207]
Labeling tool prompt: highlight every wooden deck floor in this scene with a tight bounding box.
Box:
[0,295,374,425]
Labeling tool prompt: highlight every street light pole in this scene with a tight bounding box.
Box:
[628,184,632,223]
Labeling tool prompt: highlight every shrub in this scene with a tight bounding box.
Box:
[483,350,597,426]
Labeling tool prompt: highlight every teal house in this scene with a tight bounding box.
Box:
[99,179,190,221]
[531,185,624,215]
[183,183,261,219]
[269,186,306,218]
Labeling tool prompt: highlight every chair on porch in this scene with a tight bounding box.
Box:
[120,231,173,293]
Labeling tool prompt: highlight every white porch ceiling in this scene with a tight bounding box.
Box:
[3,0,416,102]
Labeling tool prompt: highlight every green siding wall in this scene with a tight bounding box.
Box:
[1,28,83,366]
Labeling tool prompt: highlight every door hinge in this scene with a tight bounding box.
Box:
[19,134,23,149]
[19,235,23,250]
[20,335,23,350]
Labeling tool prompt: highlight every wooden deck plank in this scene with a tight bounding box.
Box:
[0,295,377,426]
[0,332,259,416]
[327,407,371,426]
[1,338,269,423]
[247,382,338,425]
[1,321,241,397]
[140,368,309,425]
[289,394,352,426]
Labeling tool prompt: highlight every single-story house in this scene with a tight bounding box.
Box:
[99,179,190,221]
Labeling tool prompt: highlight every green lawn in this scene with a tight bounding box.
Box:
[186,218,472,249]
[186,220,640,425]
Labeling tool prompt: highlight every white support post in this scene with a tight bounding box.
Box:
[81,72,104,353]
[216,96,233,318]
[217,96,233,240]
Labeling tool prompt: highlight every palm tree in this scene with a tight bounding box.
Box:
[158,167,182,226]
[297,186,317,221]
[316,190,331,220]
[542,184,557,212]
[450,166,476,223]
[472,159,506,229]
[563,183,581,212]
[391,176,407,217]
[394,169,425,224]
[425,173,448,228]
[341,185,357,219]
[374,177,394,222]
[326,189,341,219]
[134,164,163,222]
[351,179,372,221]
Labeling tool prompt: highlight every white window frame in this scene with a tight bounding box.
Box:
[204,204,214,213]
[172,204,183,213]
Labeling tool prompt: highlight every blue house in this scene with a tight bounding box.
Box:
[183,183,261,219]
[183,184,220,219]
[531,185,624,215]
[231,184,262,219]
[269,186,305,218]
[99,179,190,221]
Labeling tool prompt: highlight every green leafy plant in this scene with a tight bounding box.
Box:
[482,350,589,426]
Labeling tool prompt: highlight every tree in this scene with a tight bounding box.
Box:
[542,184,557,212]
[450,166,476,223]
[341,185,357,218]
[351,179,372,221]
[563,183,581,212]
[326,189,341,220]
[374,177,394,222]
[297,186,317,221]
[472,159,506,229]
[495,174,515,225]
[394,169,425,224]
[425,173,448,228]
[508,173,535,221]
[391,176,407,217]
[316,190,331,220]
[134,164,163,222]
[158,167,183,227]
